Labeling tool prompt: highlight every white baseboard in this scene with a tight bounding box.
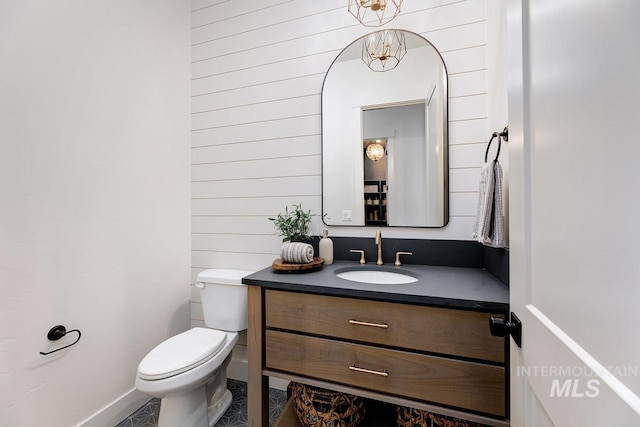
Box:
[77,348,287,426]
[76,387,150,427]
[268,376,290,391]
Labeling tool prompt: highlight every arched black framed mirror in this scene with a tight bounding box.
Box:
[322,30,448,227]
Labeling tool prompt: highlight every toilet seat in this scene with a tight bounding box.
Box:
[138,328,227,380]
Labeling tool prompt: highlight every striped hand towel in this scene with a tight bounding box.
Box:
[472,159,506,248]
[281,242,315,264]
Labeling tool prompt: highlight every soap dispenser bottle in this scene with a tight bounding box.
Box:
[319,229,334,265]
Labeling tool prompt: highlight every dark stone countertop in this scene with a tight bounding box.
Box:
[242,260,509,313]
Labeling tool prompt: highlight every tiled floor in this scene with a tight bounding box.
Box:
[116,380,287,427]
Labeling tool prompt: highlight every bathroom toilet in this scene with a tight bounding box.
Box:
[135,269,253,427]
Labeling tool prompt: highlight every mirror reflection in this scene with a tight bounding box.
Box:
[322,30,448,227]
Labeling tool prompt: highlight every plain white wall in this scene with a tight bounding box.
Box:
[0,1,191,426]
[190,0,508,379]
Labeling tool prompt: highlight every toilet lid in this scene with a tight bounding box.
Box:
[138,328,226,380]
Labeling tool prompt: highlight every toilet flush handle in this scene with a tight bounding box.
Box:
[194,282,205,289]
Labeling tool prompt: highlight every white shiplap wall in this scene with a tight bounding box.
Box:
[189,0,506,379]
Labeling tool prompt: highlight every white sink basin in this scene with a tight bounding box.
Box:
[335,268,419,284]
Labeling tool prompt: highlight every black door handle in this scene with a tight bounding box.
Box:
[490,312,522,347]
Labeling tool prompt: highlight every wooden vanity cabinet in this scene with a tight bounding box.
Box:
[266,291,504,363]
[247,286,509,427]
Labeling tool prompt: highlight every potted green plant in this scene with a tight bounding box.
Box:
[268,203,317,242]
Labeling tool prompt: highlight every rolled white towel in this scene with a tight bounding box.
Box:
[281,242,314,264]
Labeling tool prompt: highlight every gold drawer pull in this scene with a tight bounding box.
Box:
[349,364,389,377]
[348,319,389,329]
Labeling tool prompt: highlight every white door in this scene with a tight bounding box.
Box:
[507,0,640,425]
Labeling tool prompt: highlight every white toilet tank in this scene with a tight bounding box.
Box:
[195,269,253,331]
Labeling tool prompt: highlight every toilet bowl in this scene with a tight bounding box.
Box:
[135,269,253,427]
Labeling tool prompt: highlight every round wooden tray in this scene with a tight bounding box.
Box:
[272,257,324,273]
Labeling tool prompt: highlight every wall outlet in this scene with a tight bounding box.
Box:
[342,210,353,221]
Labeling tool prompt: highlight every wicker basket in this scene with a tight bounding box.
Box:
[396,406,490,427]
[290,383,366,427]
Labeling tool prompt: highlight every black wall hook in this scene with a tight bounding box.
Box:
[498,125,508,142]
[40,325,82,355]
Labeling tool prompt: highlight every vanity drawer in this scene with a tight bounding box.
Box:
[265,290,505,363]
[265,330,506,417]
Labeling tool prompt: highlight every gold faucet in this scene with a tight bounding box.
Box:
[394,251,413,266]
[375,230,383,265]
[350,249,366,264]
